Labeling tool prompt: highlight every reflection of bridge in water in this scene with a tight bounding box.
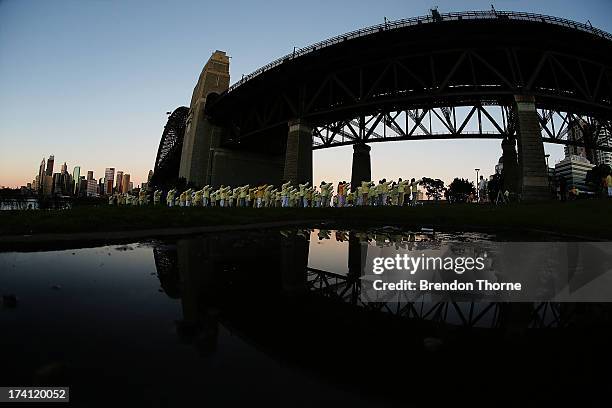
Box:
[306,266,570,329]
[150,230,612,402]
[153,229,586,342]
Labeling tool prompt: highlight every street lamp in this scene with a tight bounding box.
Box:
[545,154,551,190]
[475,168,480,202]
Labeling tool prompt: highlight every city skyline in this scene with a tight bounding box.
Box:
[17,151,152,199]
[1,0,611,188]
[11,152,147,192]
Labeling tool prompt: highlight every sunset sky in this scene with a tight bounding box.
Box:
[1,0,611,188]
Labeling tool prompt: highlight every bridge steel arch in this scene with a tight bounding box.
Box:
[150,106,189,191]
[184,10,612,200]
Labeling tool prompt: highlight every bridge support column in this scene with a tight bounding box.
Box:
[514,95,550,201]
[283,120,313,185]
[502,136,519,194]
[347,232,368,305]
[281,234,309,296]
[350,143,371,191]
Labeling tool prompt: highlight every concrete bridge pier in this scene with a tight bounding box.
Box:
[281,234,310,296]
[347,232,368,305]
[514,95,550,201]
[502,136,519,194]
[176,238,219,353]
[283,120,313,185]
[350,143,371,192]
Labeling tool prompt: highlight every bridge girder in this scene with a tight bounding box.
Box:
[312,104,612,152]
[207,11,612,154]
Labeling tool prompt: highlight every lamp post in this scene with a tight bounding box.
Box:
[475,168,480,202]
[545,154,551,190]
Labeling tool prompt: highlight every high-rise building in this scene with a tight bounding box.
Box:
[52,173,63,195]
[38,158,46,192]
[565,131,588,160]
[105,168,115,196]
[46,155,55,177]
[63,173,73,196]
[60,162,67,174]
[42,175,54,196]
[79,177,87,197]
[555,155,595,192]
[565,119,612,166]
[86,179,98,197]
[128,181,134,192]
[87,170,94,181]
[595,129,612,167]
[72,166,81,195]
[116,171,124,193]
[147,170,153,189]
[121,174,131,193]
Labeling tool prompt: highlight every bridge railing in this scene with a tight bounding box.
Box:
[226,10,612,94]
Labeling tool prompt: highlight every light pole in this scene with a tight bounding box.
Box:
[475,168,480,202]
[545,154,551,190]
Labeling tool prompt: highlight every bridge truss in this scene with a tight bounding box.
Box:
[313,104,612,153]
[306,267,576,329]
[151,106,189,190]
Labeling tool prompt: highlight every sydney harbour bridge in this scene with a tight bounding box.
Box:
[153,10,612,200]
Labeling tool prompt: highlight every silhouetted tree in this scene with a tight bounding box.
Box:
[445,178,476,203]
[420,177,446,200]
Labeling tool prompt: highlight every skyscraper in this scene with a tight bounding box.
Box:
[595,128,612,167]
[121,173,130,193]
[555,155,594,192]
[38,158,46,193]
[60,162,67,174]
[105,168,115,196]
[53,173,63,195]
[87,170,94,181]
[42,175,54,196]
[146,169,154,192]
[86,179,97,197]
[116,171,124,193]
[565,124,588,160]
[565,119,612,166]
[72,166,81,195]
[46,155,54,177]
[79,177,87,197]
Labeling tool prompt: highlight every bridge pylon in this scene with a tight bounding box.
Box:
[283,120,313,185]
[179,51,230,188]
[350,143,371,192]
[514,95,550,201]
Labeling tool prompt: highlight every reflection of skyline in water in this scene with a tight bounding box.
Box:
[2,229,612,405]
